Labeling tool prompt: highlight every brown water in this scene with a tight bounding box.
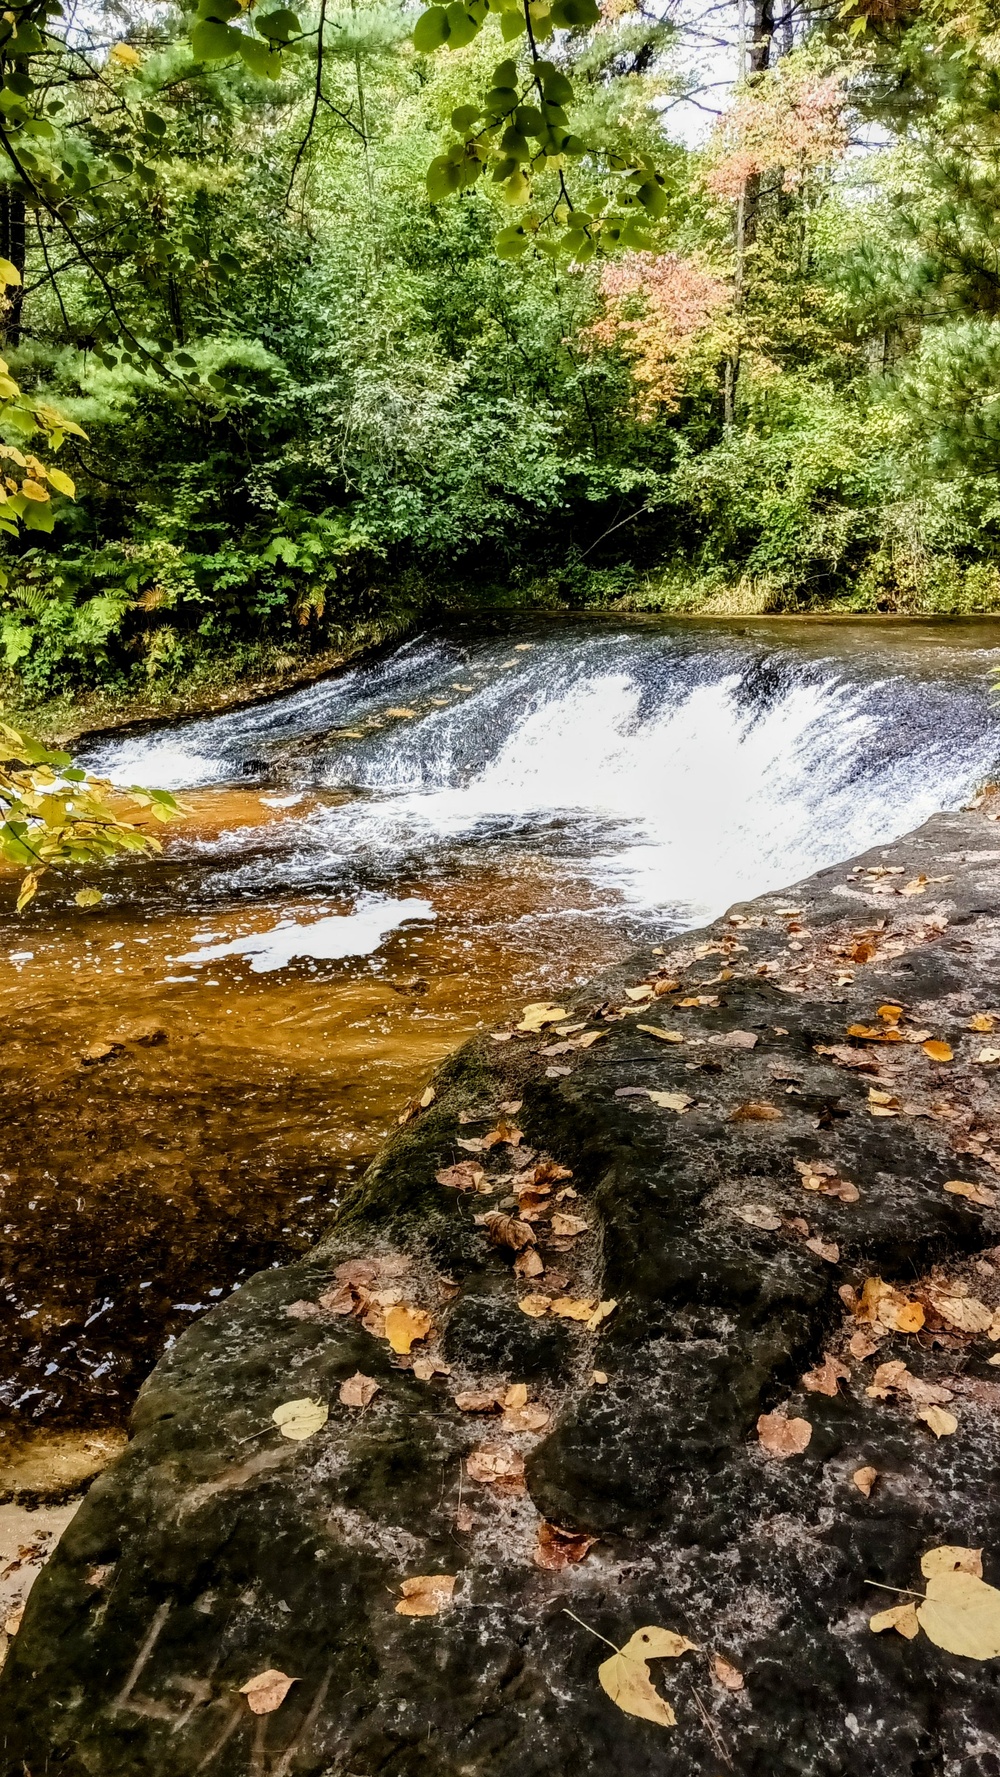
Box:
[5,614,1000,1438]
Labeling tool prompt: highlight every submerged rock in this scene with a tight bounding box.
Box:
[7,805,1000,1773]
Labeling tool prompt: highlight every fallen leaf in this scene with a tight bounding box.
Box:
[675,994,720,1008]
[3,1605,23,1636]
[969,1014,996,1033]
[847,1024,903,1043]
[711,1654,744,1690]
[802,1355,849,1396]
[707,1029,759,1049]
[852,1465,878,1497]
[624,984,655,1001]
[503,1400,550,1433]
[385,707,418,718]
[805,1235,840,1263]
[575,1030,606,1048]
[944,1180,997,1207]
[517,1002,568,1033]
[286,1298,327,1322]
[482,1119,523,1148]
[454,1503,474,1532]
[592,1369,608,1385]
[930,1292,994,1333]
[454,1390,501,1412]
[412,1356,451,1380]
[339,1372,379,1409]
[636,1024,685,1043]
[730,1102,782,1121]
[917,1565,1000,1658]
[465,1445,525,1490]
[419,1086,436,1108]
[75,887,103,908]
[482,1211,536,1252]
[647,1090,693,1112]
[534,1521,596,1569]
[271,1398,328,1441]
[870,1603,920,1639]
[436,1162,485,1192]
[384,1305,433,1354]
[850,1331,881,1360]
[814,1044,880,1072]
[550,1213,589,1238]
[877,1004,905,1024]
[924,1040,954,1063]
[735,1203,781,1231]
[757,1413,812,1459]
[551,1295,598,1322]
[395,1575,456,1617]
[514,1247,545,1278]
[239,1670,297,1713]
[587,1299,617,1331]
[922,1546,983,1580]
[917,1404,958,1437]
[518,1293,551,1318]
[597,1626,695,1728]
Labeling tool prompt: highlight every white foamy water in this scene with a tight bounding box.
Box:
[175,895,436,973]
[88,620,1000,938]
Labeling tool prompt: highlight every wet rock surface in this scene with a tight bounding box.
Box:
[8,805,1000,1772]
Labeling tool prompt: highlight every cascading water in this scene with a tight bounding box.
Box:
[7,615,1000,1430]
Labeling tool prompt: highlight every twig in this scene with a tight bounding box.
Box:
[688,1681,732,1770]
[286,0,328,201]
[562,1608,619,1652]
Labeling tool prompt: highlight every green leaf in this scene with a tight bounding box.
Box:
[538,62,573,104]
[550,0,600,24]
[142,110,167,136]
[196,0,243,16]
[413,4,450,50]
[444,3,480,47]
[636,178,667,217]
[75,887,103,907]
[427,154,462,200]
[493,58,519,83]
[191,18,243,58]
[22,500,55,533]
[495,225,529,259]
[451,103,481,130]
[255,8,301,40]
[501,11,526,36]
[238,34,283,75]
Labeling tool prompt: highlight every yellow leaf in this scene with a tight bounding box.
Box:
[917,1404,958,1437]
[517,1001,568,1032]
[870,1603,920,1639]
[929,1292,993,1333]
[917,1567,1000,1658]
[624,984,655,1001]
[0,256,21,287]
[636,1025,684,1043]
[395,1574,456,1616]
[877,1004,904,1023]
[597,1626,694,1727]
[271,1396,328,1441]
[944,1180,997,1207]
[968,1014,995,1033]
[239,1669,297,1713]
[647,1090,693,1112]
[518,1293,552,1318]
[923,1040,953,1062]
[921,1546,983,1580]
[19,479,49,502]
[384,1303,433,1352]
[757,1412,812,1458]
[74,887,103,908]
[46,467,75,498]
[109,41,142,66]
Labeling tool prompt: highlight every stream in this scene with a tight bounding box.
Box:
[4,613,1000,1440]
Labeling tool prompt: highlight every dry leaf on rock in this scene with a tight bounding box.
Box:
[922,1546,983,1579]
[870,1603,920,1640]
[412,1356,451,1380]
[518,1293,552,1318]
[454,1390,501,1413]
[970,1014,996,1032]
[534,1521,596,1570]
[918,1404,959,1437]
[550,1213,589,1238]
[395,1575,456,1617]
[317,1281,357,1316]
[929,1292,994,1334]
[436,1162,485,1192]
[636,1024,684,1043]
[853,1465,878,1497]
[575,1030,606,1048]
[514,1247,545,1279]
[945,1179,997,1207]
[503,1400,550,1433]
[3,1605,23,1636]
[271,1397,328,1442]
[597,1626,695,1729]
[517,1002,568,1033]
[805,1235,840,1263]
[847,1023,903,1044]
[757,1413,812,1459]
[384,1305,433,1354]
[239,1670,297,1714]
[625,984,655,1002]
[483,1119,523,1149]
[709,1029,759,1049]
[814,1044,880,1072]
[676,993,720,1008]
[550,1296,618,1331]
[917,1559,1000,1658]
[465,1445,525,1490]
[482,1211,536,1252]
[286,1299,327,1322]
[923,1040,954,1063]
[647,1090,693,1113]
[802,1355,849,1396]
[877,1004,904,1024]
[339,1372,379,1410]
[730,1102,782,1122]
[711,1655,745,1690]
[850,1330,881,1360]
[528,1157,574,1186]
[735,1204,782,1231]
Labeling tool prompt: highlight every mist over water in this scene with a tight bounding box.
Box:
[89,619,1000,932]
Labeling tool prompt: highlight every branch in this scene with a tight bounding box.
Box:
[286,0,328,201]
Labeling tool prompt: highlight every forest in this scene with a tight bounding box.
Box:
[0,0,997,706]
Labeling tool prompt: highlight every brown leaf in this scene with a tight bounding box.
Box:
[503,1401,550,1433]
[482,1211,536,1252]
[465,1445,526,1490]
[533,1521,597,1569]
[454,1503,474,1532]
[550,1213,589,1238]
[482,1119,523,1149]
[239,1670,297,1714]
[412,1355,451,1380]
[929,1292,994,1334]
[339,1371,379,1409]
[527,1157,574,1186]
[757,1412,812,1459]
[852,1465,878,1497]
[436,1161,486,1192]
[735,1203,782,1231]
[729,1102,782,1122]
[454,1390,502,1412]
[849,1330,881,1360]
[711,1654,745,1691]
[395,1575,457,1617]
[286,1298,327,1322]
[514,1246,545,1278]
[317,1281,357,1316]
[675,994,720,1008]
[805,1235,840,1264]
[802,1355,849,1396]
[707,1028,759,1049]
[384,1304,433,1354]
[814,1044,880,1073]
[944,1180,998,1207]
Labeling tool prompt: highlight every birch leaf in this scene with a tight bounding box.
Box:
[271,1397,328,1441]
[239,1669,297,1713]
[917,1568,1000,1658]
[384,1304,433,1353]
[597,1626,695,1728]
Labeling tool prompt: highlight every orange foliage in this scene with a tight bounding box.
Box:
[706,66,848,201]
[581,251,729,416]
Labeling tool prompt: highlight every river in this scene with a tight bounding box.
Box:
[3,614,1000,1441]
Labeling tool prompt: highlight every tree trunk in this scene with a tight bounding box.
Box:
[1,186,26,345]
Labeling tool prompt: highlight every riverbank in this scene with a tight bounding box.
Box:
[6,793,1000,1773]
